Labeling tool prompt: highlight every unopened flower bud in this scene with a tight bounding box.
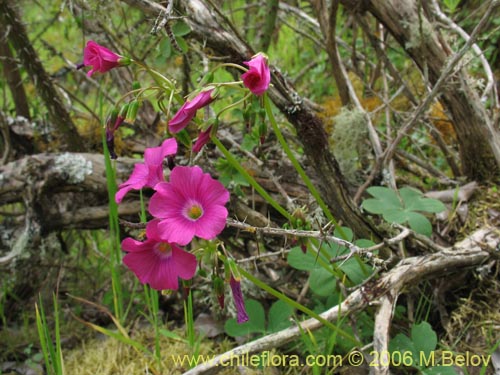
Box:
[125,100,140,123]
[213,276,225,309]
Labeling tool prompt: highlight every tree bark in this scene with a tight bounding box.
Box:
[0,1,84,151]
[340,0,500,181]
[0,38,31,119]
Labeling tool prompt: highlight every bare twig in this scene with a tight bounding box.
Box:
[355,0,499,202]
[371,293,397,375]
[430,0,499,110]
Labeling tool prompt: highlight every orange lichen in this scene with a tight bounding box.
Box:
[429,101,456,144]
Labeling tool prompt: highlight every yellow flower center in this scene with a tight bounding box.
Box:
[157,242,171,254]
[187,204,203,220]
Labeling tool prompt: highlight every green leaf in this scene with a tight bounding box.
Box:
[241,133,259,152]
[176,37,189,53]
[287,246,319,271]
[366,186,403,208]
[362,198,395,214]
[172,21,191,36]
[224,299,266,337]
[334,226,353,241]
[309,267,336,296]
[390,333,418,366]
[406,212,432,236]
[267,300,293,333]
[400,187,446,213]
[355,239,376,248]
[383,209,411,224]
[413,197,446,213]
[157,38,171,60]
[411,322,437,361]
[422,366,458,375]
[339,258,372,285]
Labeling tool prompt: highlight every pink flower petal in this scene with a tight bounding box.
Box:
[122,225,197,291]
[169,90,215,133]
[230,277,249,324]
[242,54,271,96]
[115,163,149,203]
[198,173,230,206]
[157,218,196,246]
[194,205,228,240]
[147,256,180,290]
[83,40,121,76]
[192,126,212,153]
[149,186,184,218]
[168,108,194,133]
[184,90,214,111]
[121,237,154,253]
[171,246,197,280]
[123,250,158,285]
[148,165,229,245]
[144,138,178,165]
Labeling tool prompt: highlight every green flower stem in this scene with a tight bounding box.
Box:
[263,94,340,230]
[211,62,248,74]
[215,92,251,119]
[238,266,360,346]
[211,135,291,221]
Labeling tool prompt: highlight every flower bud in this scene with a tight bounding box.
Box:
[125,100,140,123]
[213,276,225,309]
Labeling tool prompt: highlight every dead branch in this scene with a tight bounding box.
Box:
[0,152,139,263]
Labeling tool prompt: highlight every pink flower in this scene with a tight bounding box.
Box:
[230,276,249,323]
[192,126,212,153]
[149,165,229,245]
[241,53,271,95]
[83,40,125,77]
[115,138,178,203]
[122,220,197,291]
[169,89,215,134]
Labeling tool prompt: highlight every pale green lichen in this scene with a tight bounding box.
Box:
[330,107,370,185]
[53,153,92,184]
[400,13,434,51]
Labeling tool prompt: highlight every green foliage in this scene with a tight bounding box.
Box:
[224,299,293,338]
[443,0,461,13]
[155,20,191,62]
[390,321,457,374]
[35,294,64,375]
[362,186,446,236]
[215,157,250,196]
[287,227,375,296]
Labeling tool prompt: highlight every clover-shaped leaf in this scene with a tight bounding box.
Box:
[287,227,374,295]
[224,299,265,337]
[362,186,445,236]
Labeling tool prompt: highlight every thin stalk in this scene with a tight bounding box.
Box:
[211,135,291,221]
[101,95,124,321]
[263,94,337,225]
